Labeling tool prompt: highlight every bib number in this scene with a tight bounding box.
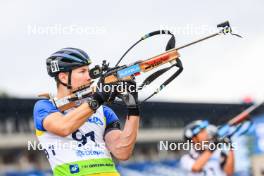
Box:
[72,129,95,147]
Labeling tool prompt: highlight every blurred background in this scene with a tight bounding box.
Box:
[0,0,264,175]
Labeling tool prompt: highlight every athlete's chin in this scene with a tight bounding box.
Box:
[73,82,92,89]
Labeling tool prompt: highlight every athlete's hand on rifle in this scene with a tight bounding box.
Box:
[205,135,233,152]
[118,80,140,116]
[215,136,233,147]
[88,77,119,111]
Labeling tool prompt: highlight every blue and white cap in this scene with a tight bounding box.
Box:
[184,120,209,140]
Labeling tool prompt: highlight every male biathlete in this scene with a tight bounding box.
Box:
[180,120,235,176]
[33,48,140,176]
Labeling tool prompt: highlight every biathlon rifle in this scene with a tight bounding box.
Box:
[217,101,264,138]
[39,21,241,112]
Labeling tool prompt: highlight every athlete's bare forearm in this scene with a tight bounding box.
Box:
[105,116,140,161]
[192,150,213,172]
[224,150,235,176]
[43,102,94,137]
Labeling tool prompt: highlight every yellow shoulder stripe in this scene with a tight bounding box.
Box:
[35,129,45,136]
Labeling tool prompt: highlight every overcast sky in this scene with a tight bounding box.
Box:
[0,0,263,103]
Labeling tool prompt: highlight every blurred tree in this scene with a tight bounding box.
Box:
[0,90,9,98]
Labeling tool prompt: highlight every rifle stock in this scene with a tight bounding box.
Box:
[103,49,180,84]
[228,102,264,126]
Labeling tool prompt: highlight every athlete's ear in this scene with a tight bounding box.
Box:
[58,72,68,85]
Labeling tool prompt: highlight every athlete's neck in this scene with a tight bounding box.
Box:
[56,85,71,99]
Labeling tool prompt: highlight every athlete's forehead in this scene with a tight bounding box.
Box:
[73,65,89,71]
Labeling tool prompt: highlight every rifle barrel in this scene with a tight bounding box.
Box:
[228,102,264,125]
[176,33,220,50]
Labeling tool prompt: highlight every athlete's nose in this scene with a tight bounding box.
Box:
[87,71,92,83]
